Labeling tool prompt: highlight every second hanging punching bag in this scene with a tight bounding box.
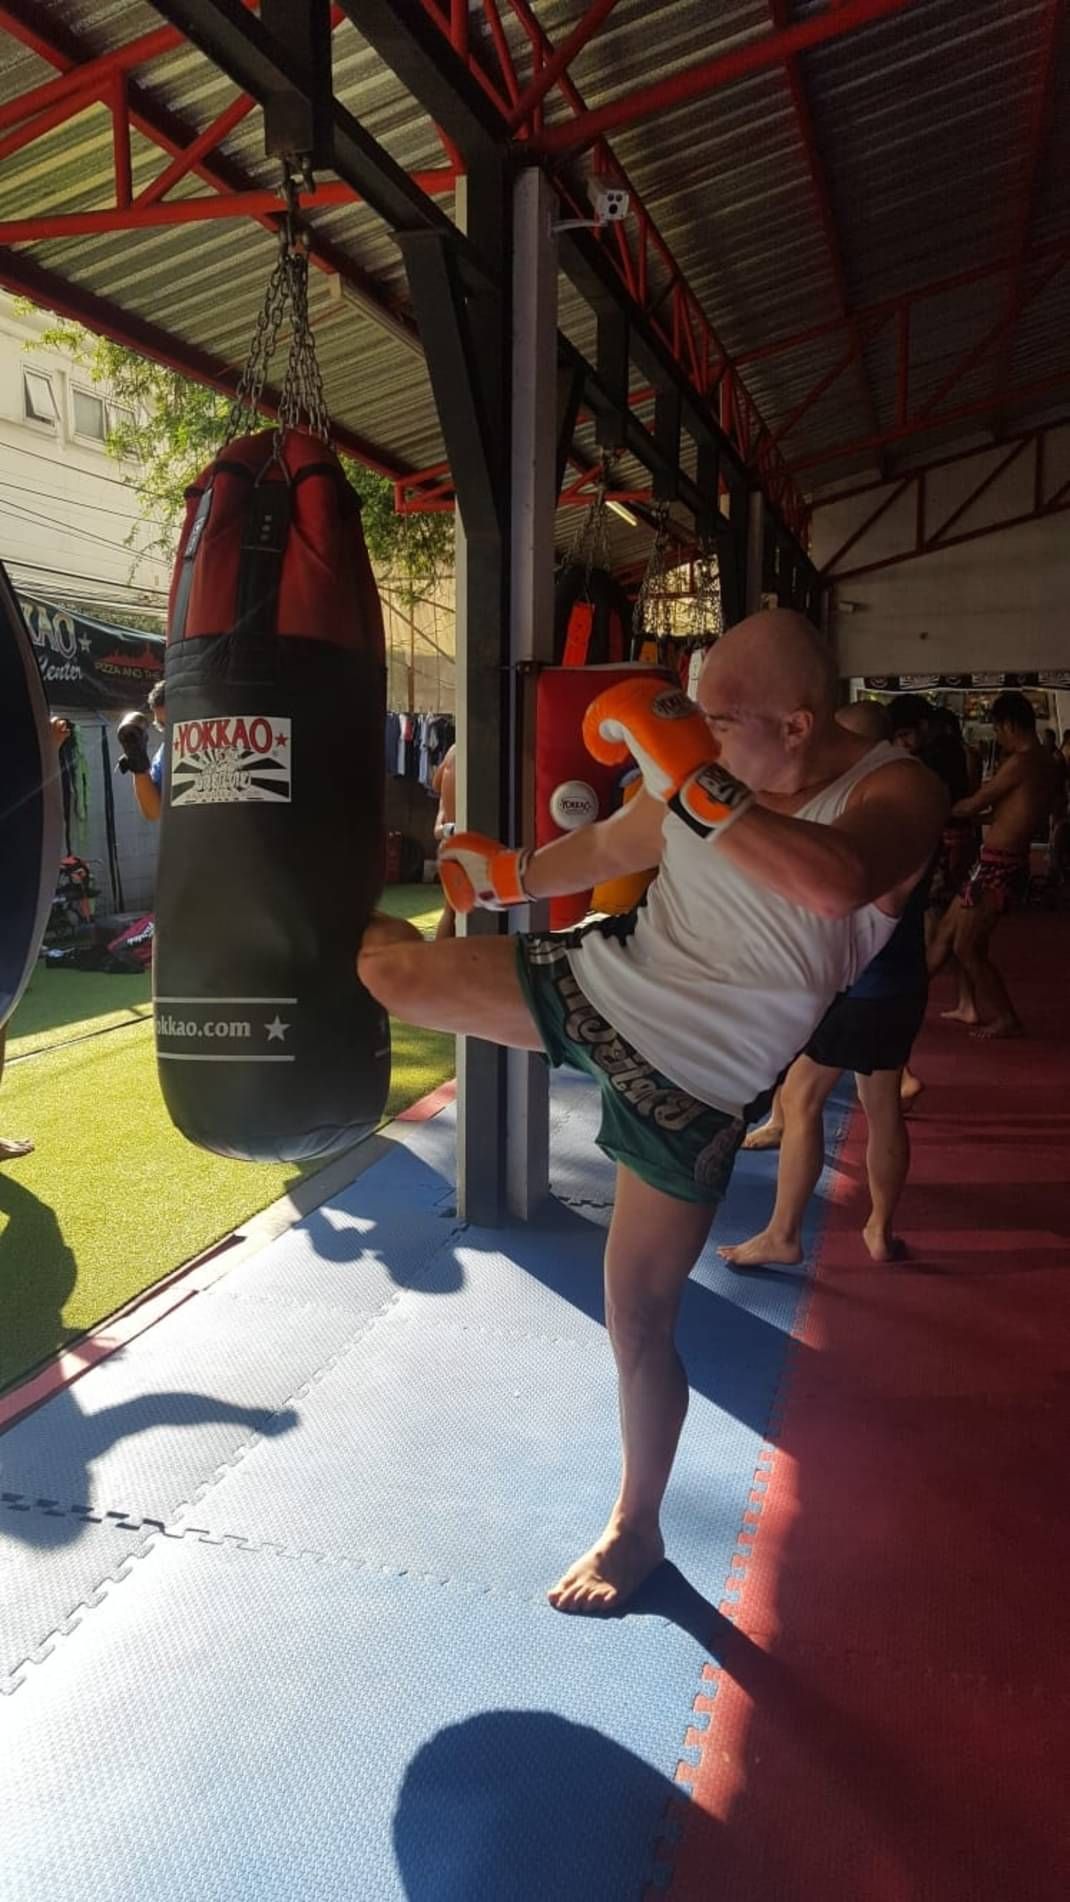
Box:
[154,253,389,1162]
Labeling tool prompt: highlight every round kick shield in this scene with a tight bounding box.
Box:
[0,559,62,1027]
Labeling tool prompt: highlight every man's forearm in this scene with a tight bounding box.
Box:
[523,823,622,901]
[134,775,162,823]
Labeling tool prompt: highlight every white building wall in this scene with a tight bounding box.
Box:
[0,291,169,620]
[812,425,1070,681]
[0,292,168,915]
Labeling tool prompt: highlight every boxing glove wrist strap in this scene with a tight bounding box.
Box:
[670,762,755,841]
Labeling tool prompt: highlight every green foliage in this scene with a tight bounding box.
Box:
[33,315,453,590]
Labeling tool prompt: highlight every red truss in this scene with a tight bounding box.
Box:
[814,422,1070,581]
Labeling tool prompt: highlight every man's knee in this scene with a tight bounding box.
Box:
[781,1058,835,1118]
[605,1288,680,1368]
[357,942,424,1013]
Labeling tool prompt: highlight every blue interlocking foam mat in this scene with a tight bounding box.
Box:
[0,1073,850,1899]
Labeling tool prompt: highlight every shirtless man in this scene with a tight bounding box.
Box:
[358,612,945,1614]
[431,742,457,940]
[929,690,1060,1039]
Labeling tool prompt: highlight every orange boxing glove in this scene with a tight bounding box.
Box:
[583,676,753,839]
[439,832,532,913]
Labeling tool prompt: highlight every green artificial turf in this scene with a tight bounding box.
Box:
[0,886,453,1392]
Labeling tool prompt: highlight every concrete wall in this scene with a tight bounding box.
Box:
[812,425,1070,680]
[0,293,170,619]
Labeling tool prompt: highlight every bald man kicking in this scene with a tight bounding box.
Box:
[359,613,946,1614]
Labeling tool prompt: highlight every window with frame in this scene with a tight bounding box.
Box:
[23,369,58,427]
[72,386,107,442]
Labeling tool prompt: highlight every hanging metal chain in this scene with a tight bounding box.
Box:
[691,542,723,643]
[632,502,675,662]
[224,166,331,448]
[562,456,612,596]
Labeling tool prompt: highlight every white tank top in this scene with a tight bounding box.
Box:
[567,741,906,1117]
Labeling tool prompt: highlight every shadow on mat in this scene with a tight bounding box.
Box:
[0,1172,79,1390]
[394,1708,718,1898]
[1,1387,297,1549]
[465,1197,818,1439]
[302,1150,463,1293]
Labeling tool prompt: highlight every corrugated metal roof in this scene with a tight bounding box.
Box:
[1,0,1067,523]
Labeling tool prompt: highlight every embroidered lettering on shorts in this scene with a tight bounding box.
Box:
[553,967,708,1131]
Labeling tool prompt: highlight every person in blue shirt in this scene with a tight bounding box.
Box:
[117,681,165,823]
[721,699,929,1268]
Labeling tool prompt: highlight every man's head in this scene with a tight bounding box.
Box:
[1042,727,1057,752]
[147,680,166,729]
[885,693,933,755]
[695,609,837,789]
[836,699,889,742]
[989,689,1036,749]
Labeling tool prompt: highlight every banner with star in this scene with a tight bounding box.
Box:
[20,596,165,714]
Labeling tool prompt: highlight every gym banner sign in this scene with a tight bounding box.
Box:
[863,670,1070,691]
[20,596,164,713]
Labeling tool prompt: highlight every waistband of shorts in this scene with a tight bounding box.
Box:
[977,845,1029,866]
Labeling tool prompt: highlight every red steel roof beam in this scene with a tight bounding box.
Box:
[793,370,1070,474]
[136,92,257,205]
[507,0,624,132]
[770,0,882,449]
[988,0,1067,425]
[526,0,920,157]
[0,20,182,132]
[0,6,427,438]
[0,174,457,244]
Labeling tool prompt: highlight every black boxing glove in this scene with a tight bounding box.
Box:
[117,710,152,777]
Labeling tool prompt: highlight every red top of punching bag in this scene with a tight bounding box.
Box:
[168,428,384,661]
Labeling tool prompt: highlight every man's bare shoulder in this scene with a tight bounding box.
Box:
[848,753,947,816]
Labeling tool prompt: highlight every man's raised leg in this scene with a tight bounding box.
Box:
[718,1055,838,1268]
[548,1166,715,1614]
[358,919,544,1050]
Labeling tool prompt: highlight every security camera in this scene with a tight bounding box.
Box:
[552,186,631,236]
[593,186,629,224]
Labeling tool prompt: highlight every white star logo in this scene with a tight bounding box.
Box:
[264,1015,290,1042]
[78,634,91,653]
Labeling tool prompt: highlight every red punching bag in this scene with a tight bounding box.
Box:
[535,663,672,930]
[154,426,390,1162]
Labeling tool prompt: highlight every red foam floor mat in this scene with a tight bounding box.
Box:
[672,914,1070,1901]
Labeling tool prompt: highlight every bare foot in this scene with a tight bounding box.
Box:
[940,1005,980,1026]
[899,1070,924,1105]
[547,1519,665,1614]
[718,1229,802,1269]
[0,1136,34,1161]
[863,1220,907,1264]
[971,1018,1024,1041]
[742,1121,784,1152]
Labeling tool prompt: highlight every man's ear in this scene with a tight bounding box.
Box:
[782,707,815,752]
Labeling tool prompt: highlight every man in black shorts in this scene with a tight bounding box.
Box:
[721,701,929,1267]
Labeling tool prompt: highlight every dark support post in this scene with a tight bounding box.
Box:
[595,310,630,451]
[653,384,682,504]
[695,439,720,546]
[414,161,513,1227]
[261,0,334,167]
[555,363,586,496]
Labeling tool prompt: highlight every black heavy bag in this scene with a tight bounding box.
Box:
[0,558,62,1027]
[154,427,390,1162]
